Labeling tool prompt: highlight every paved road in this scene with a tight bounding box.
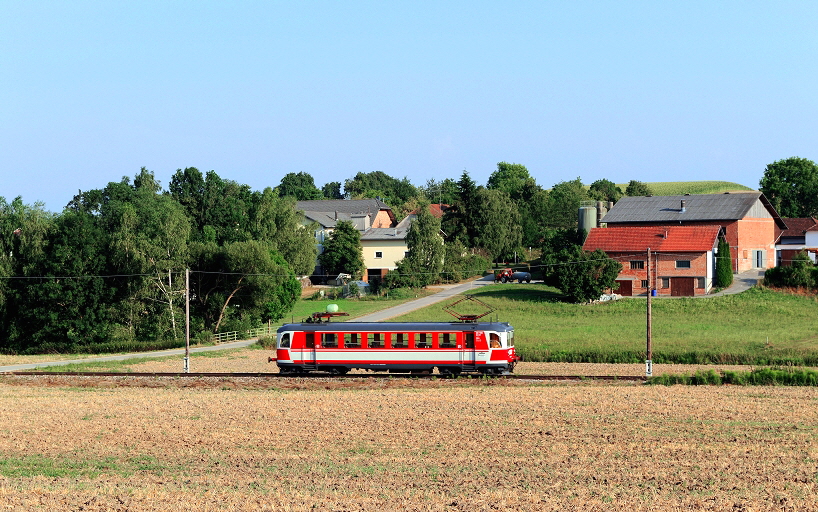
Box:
[351,275,496,322]
[0,340,258,372]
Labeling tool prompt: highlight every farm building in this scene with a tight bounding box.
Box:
[600,192,786,273]
[583,225,721,296]
[775,217,818,266]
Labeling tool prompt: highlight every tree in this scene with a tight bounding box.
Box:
[317,221,364,279]
[588,179,623,203]
[277,172,323,200]
[190,241,299,332]
[322,181,343,199]
[471,188,522,262]
[251,189,318,275]
[343,171,418,205]
[759,157,818,217]
[554,246,622,303]
[715,237,733,288]
[486,162,535,202]
[543,178,587,229]
[540,228,582,286]
[625,180,653,197]
[421,178,459,206]
[386,202,444,288]
[442,170,480,246]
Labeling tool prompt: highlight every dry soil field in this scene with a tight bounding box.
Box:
[1,362,817,511]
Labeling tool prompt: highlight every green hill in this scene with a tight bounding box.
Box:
[617,181,753,196]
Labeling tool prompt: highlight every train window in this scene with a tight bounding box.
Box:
[323,333,338,348]
[465,332,475,349]
[368,333,384,348]
[345,333,361,348]
[508,331,515,347]
[393,333,408,348]
[440,332,456,348]
[489,333,501,348]
[415,333,433,348]
[279,333,291,348]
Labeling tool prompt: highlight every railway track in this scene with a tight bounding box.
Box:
[3,371,647,381]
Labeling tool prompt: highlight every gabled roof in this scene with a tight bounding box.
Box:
[583,225,722,253]
[601,192,787,229]
[779,217,818,236]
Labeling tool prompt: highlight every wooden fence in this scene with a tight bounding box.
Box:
[211,325,277,343]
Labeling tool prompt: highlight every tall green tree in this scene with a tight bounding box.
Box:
[625,180,653,196]
[343,171,418,205]
[386,203,444,288]
[554,246,622,303]
[487,162,535,201]
[318,220,364,279]
[588,179,623,203]
[251,189,318,275]
[471,188,522,262]
[190,241,299,332]
[759,156,818,217]
[322,181,343,199]
[715,237,733,288]
[543,178,587,229]
[277,172,323,200]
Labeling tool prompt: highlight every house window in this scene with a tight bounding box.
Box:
[676,260,691,269]
[374,251,383,259]
[405,251,410,257]
[630,260,645,270]
[661,278,670,289]
[697,277,705,289]
[641,280,649,288]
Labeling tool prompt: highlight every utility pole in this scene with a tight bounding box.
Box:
[184,268,190,373]
[646,248,653,377]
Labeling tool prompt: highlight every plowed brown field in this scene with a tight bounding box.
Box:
[1,364,817,511]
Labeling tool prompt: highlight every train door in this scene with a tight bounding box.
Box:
[304,332,318,368]
[461,332,476,370]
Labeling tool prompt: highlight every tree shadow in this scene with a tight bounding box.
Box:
[468,284,567,303]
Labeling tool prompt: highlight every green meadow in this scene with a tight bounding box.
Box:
[391,284,818,366]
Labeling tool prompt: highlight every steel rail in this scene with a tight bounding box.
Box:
[3,371,646,381]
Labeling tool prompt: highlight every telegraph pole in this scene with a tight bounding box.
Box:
[646,248,653,377]
[184,268,190,373]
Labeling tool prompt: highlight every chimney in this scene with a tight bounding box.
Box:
[680,200,686,213]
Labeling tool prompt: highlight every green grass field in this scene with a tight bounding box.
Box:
[615,181,753,196]
[391,284,818,365]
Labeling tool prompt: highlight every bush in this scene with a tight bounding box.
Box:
[649,367,818,386]
[257,335,277,350]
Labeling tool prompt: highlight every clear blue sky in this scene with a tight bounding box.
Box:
[2,1,817,211]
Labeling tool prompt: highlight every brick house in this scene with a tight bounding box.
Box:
[600,192,786,273]
[775,217,818,266]
[583,225,722,296]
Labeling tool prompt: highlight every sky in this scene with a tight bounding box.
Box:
[2,1,818,212]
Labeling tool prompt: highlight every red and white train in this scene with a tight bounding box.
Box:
[273,321,519,376]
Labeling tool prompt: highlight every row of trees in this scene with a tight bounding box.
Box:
[0,168,316,354]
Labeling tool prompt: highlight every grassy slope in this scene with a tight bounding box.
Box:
[615,181,754,195]
[391,284,818,365]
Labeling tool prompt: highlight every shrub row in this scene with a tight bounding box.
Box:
[649,367,818,386]
[517,347,818,366]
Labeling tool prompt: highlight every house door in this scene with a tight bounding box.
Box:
[616,280,633,296]
[670,278,695,297]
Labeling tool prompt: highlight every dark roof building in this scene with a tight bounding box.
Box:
[600,191,784,273]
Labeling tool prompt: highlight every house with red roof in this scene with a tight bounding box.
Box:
[583,225,722,296]
[775,217,818,266]
[599,192,786,273]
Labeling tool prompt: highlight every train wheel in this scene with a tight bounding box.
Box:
[328,367,349,376]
